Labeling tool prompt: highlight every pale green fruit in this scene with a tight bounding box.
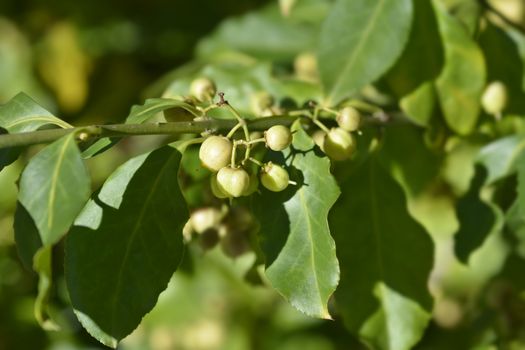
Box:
[199,136,232,172]
[337,106,361,132]
[250,91,274,115]
[242,172,259,196]
[260,162,289,192]
[323,128,356,161]
[481,81,508,116]
[190,77,216,102]
[312,130,326,149]
[265,125,292,151]
[189,207,222,234]
[210,173,229,199]
[216,167,250,198]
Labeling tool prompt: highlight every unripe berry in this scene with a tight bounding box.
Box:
[242,171,259,196]
[481,81,508,116]
[260,162,289,192]
[294,52,318,81]
[323,128,356,161]
[199,136,232,172]
[265,125,292,151]
[337,106,361,132]
[210,173,229,199]
[250,91,274,115]
[312,130,326,149]
[190,77,216,102]
[189,207,222,234]
[216,167,250,198]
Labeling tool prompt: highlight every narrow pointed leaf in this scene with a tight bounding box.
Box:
[318,0,413,105]
[434,0,486,135]
[329,157,433,350]
[253,121,340,318]
[65,146,188,347]
[18,133,90,246]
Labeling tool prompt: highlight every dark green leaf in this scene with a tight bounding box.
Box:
[18,133,90,246]
[13,202,42,270]
[479,23,525,114]
[386,0,443,125]
[253,121,340,318]
[454,165,497,263]
[434,0,486,135]
[66,146,187,347]
[329,157,433,350]
[318,0,413,105]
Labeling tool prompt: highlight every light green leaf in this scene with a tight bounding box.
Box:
[65,146,188,347]
[329,157,433,350]
[318,0,413,105]
[0,92,71,133]
[126,98,202,124]
[18,133,90,246]
[33,246,60,331]
[476,134,525,184]
[434,0,486,135]
[253,121,340,318]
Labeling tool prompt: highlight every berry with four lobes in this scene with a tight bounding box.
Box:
[190,77,217,102]
[481,81,508,116]
[217,166,250,198]
[265,125,292,151]
[260,162,289,192]
[323,128,356,161]
[337,106,361,132]
[199,136,232,172]
[189,207,222,234]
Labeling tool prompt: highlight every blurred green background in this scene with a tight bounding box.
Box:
[2,0,525,349]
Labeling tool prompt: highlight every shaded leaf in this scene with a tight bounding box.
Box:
[329,157,433,350]
[434,0,486,135]
[318,0,413,105]
[18,133,90,246]
[13,202,42,270]
[33,246,60,331]
[253,121,340,318]
[66,146,187,347]
[454,165,497,263]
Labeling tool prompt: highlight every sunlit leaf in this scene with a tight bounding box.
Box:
[66,146,187,347]
[476,134,525,184]
[318,0,413,105]
[18,133,90,246]
[253,121,340,318]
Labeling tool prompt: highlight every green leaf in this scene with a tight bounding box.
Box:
[433,0,486,135]
[0,93,71,169]
[318,0,413,105]
[196,2,325,61]
[65,146,188,347]
[18,133,90,246]
[479,23,525,115]
[126,98,202,124]
[33,246,60,331]
[13,202,42,270]
[329,157,433,349]
[454,165,497,263]
[506,28,525,92]
[0,92,71,133]
[476,134,525,184]
[386,0,443,125]
[252,121,340,319]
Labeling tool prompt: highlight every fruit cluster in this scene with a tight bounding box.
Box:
[184,77,364,199]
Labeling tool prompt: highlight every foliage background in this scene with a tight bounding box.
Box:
[1,0,525,349]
